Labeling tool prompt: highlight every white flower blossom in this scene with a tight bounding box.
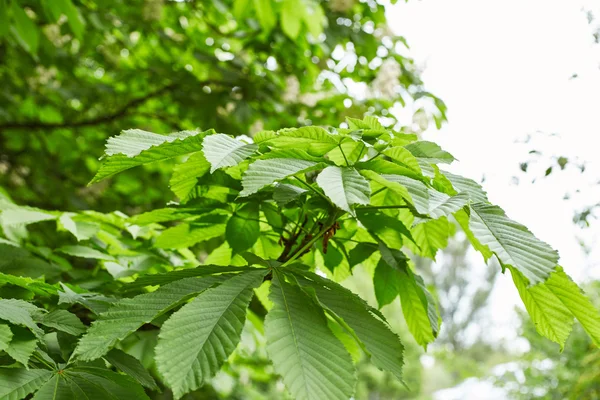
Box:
[249,120,264,135]
[370,58,401,99]
[282,76,300,103]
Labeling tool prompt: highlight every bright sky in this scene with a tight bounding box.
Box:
[388,0,600,348]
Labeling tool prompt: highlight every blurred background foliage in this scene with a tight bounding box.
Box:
[1,0,598,399]
[0,0,445,214]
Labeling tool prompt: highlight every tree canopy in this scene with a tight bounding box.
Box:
[0,1,598,400]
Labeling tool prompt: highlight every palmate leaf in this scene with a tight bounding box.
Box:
[91,129,209,184]
[265,273,356,400]
[32,367,150,400]
[155,270,266,399]
[316,166,371,215]
[0,368,53,400]
[469,203,558,284]
[74,275,229,361]
[240,158,322,196]
[288,269,405,382]
[202,134,258,173]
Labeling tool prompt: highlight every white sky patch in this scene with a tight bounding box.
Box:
[387,0,600,349]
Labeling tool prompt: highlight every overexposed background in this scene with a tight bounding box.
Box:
[387,0,600,397]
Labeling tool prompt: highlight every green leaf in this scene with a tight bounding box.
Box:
[404,141,455,164]
[155,270,266,399]
[0,272,57,296]
[358,159,422,181]
[170,152,211,201]
[58,213,98,241]
[377,175,429,214]
[316,166,371,215]
[281,0,301,39]
[155,221,226,249]
[273,183,307,205]
[56,245,114,261]
[397,267,439,349]
[0,209,56,226]
[441,170,488,203]
[454,208,493,260]
[0,324,12,351]
[427,192,469,219]
[373,259,401,308]
[40,310,86,336]
[265,273,356,400]
[0,0,8,37]
[383,147,422,173]
[74,275,228,361]
[202,134,258,173]
[356,211,414,248]
[50,0,84,39]
[0,369,52,400]
[289,269,405,382]
[469,203,558,284]
[91,129,207,184]
[104,349,158,390]
[57,284,116,315]
[10,2,39,54]
[510,267,573,349]
[346,116,383,130]
[544,267,600,346]
[6,327,38,366]
[240,158,320,196]
[126,265,254,289]
[0,299,44,338]
[408,217,450,260]
[30,375,71,400]
[38,367,151,400]
[233,0,251,19]
[253,0,276,33]
[348,242,376,268]
[270,126,340,156]
[226,203,260,253]
[302,2,324,37]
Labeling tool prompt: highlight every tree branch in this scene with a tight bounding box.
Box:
[0,84,179,130]
[0,80,227,131]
